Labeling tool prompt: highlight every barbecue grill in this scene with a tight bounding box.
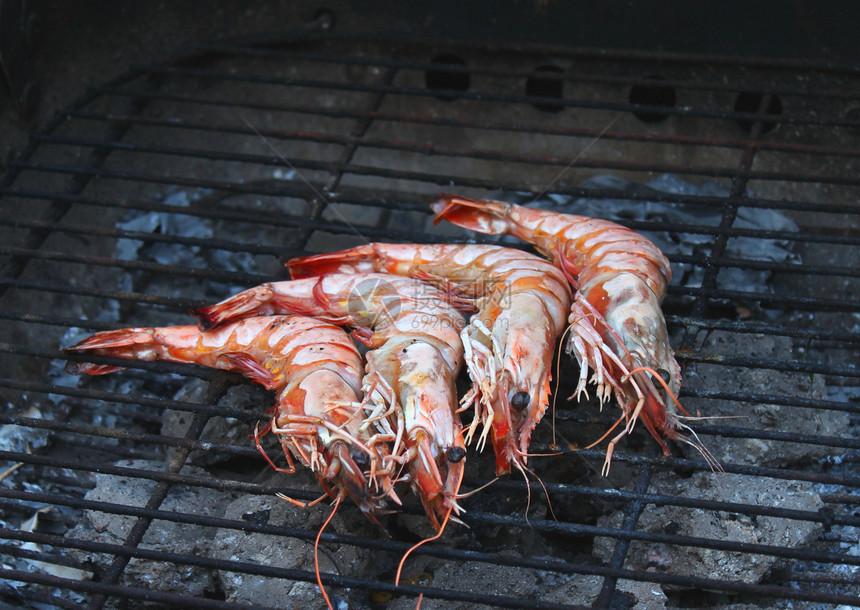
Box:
[1,7,859,609]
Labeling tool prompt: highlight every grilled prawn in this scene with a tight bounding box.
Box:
[193,274,468,531]
[432,194,714,473]
[288,243,572,477]
[64,315,396,520]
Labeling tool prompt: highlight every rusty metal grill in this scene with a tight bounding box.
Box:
[1,26,859,609]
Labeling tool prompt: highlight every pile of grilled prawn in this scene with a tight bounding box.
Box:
[65,194,713,584]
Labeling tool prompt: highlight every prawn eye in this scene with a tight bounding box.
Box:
[656,368,672,385]
[351,451,370,469]
[446,446,467,463]
[510,391,530,411]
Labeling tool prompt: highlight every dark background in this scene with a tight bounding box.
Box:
[3,0,858,167]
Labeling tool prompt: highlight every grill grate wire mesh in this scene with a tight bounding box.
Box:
[0,30,858,609]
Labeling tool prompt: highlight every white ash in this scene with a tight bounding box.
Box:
[385,551,542,610]
[162,378,266,467]
[115,188,213,266]
[385,553,670,609]
[593,471,823,587]
[212,481,377,609]
[683,332,846,467]
[66,459,231,600]
[112,186,306,302]
[113,186,259,302]
[555,578,670,610]
[0,405,50,458]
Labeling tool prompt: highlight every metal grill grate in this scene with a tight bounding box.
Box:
[1,27,859,609]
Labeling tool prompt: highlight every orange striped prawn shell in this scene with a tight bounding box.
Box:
[431,194,712,474]
[64,315,396,523]
[288,243,572,477]
[192,274,468,531]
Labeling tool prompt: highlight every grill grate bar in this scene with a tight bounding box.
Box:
[1,585,82,610]
[678,388,859,415]
[686,424,860,450]
[5,442,860,516]
[12,345,229,383]
[6,188,859,255]
[682,96,770,353]
[0,245,273,286]
[1,567,285,610]
[3,217,857,305]
[0,377,255,421]
[670,285,858,312]
[0,411,264,460]
[0,211,305,259]
[0,311,186,333]
[2,489,859,602]
[67,106,860,162]
[552,411,860,450]
[134,63,860,130]
[7,387,856,480]
[673,253,858,279]
[26,132,860,188]
[327,63,398,193]
[596,463,653,605]
[4,237,858,314]
[8,349,859,456]
[483,480,859,527]
[0,557,557,610]
[3,198,858,300]
[678,352,859,378]
[546,443,860,487]
[6,392,849,490]
[7,177,860,223]
[668,316,860,344]
[0,453,308,499]
[0,541,91,574]
[0,278,202,311]
[773,571,860,586]
[4,465,857,533]
[46,112,860,190]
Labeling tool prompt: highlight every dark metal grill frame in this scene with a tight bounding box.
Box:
[0,24,858,609]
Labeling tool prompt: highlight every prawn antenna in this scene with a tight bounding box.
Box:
[552,324,574,446]
[513,458,558,524]
[527,462,558,522]
[315,496,342,610]
[454,476,499,499]
[675,420,725,476]
[396,506,453,587]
